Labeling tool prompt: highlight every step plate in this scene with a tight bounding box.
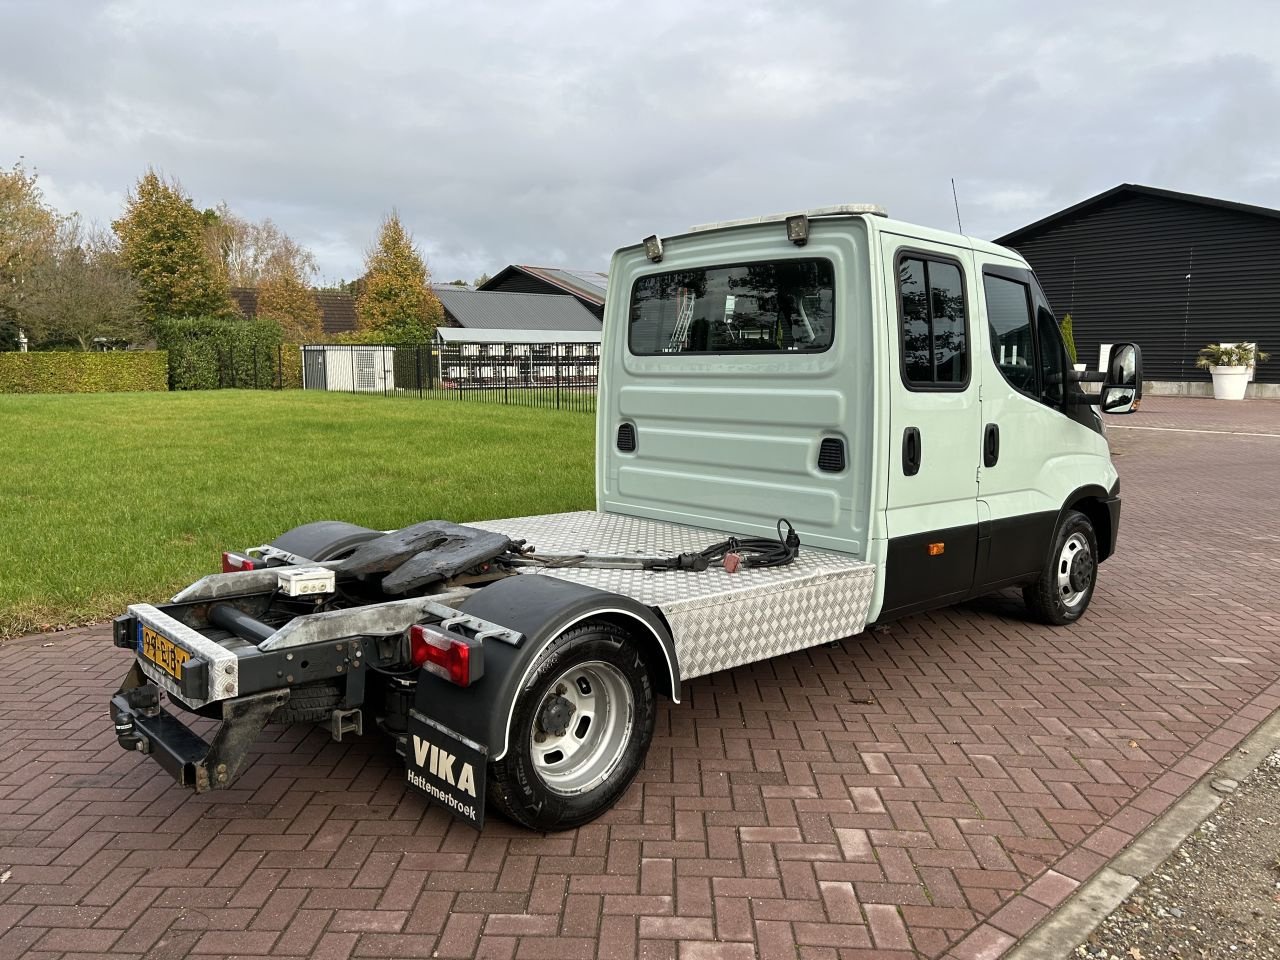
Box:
[473,512,875,679]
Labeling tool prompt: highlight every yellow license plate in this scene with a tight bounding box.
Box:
[139,624,192,680]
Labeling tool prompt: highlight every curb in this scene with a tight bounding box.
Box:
[1004,696,1280,959]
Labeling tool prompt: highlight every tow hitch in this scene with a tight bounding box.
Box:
[110,663,289,792]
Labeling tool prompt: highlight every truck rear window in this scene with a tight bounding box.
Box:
[628,258,835,355]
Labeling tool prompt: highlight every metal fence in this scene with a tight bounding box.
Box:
[301,342,600,413]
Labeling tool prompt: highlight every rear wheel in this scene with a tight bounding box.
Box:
[488,622,656,831]
[1023,510,1098,625]
[269,521,382,563]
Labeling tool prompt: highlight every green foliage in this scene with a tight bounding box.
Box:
[279,342,303,389]
[1060,314,1079,365]
[0,391,593,637]
[153,315,284,390]
[0,351,167,393]
[1195,342,1270,369]
[0,160,61,345]
[113,171,235,327]
[355,213,442,343]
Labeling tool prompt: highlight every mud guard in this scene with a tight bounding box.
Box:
[411,575,679,763]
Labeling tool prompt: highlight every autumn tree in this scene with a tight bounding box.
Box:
[203,203,318,289]
[355,213,442,343]
[113,170,233,326]
[0,160,60,346]
[26,217,141,350]
[257,252,322,342]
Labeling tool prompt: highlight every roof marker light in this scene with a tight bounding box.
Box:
[785,214,810,246]
[643,235,664,262]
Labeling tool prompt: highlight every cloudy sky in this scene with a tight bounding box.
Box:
[2,0,1276,284]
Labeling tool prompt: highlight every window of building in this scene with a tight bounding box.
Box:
[897,256,968,388]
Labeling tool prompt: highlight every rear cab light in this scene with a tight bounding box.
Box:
[409,625,484,687]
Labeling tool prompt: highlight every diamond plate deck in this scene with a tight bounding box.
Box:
[470,511,876,679]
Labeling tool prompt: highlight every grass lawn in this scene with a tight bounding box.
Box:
[0,390,595,639]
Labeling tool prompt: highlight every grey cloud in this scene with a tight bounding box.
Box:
[2,0,1277,284]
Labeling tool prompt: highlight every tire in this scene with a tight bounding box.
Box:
[272,681,342,724]
[269,521,382,563]
[1023,509,1099,626]
[489,622,657,831]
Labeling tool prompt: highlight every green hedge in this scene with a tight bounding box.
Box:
[154,316,284,390]
[0,351,169,394]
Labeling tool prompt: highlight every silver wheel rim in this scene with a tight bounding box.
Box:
[530,660,635,796]
[1056,532,1092,608]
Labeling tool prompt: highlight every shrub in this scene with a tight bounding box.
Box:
[279,343,303,389]
[153,315,284,390]
[0,351,168,394]
[1196,342,1270,369]
[1060,314,1079,365]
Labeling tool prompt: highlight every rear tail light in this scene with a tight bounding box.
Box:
[221,551,257,573]
[409,625,484,687]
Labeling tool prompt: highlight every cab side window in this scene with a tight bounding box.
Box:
[983,275,1037,397]
[897,256,968,389]
[1036,306,1067,406]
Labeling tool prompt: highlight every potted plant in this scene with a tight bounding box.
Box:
[1060,314,1086,373]
[1196,342,1270,400]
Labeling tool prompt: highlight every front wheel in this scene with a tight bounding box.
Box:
[488,622,656,831]
[1023,510,1098,625]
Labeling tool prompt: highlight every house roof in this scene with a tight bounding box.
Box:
[436,327,600,345]
[230,287,357,336]
[996,183,1280,245]
[480,265,608,303]
[433,288,601,332]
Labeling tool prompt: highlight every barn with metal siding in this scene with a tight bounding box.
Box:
[479,265,608,320]
[997,184,1280,386]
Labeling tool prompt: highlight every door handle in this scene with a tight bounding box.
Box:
[983,423,1000,468]
[902,427,921,476]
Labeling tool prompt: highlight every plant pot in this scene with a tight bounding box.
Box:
[1209,365,1250,400]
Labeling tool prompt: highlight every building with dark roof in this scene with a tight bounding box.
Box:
[996,184,1280,388]
[433,287,600,333]
[231,288,358,337]
[479,265,607,319]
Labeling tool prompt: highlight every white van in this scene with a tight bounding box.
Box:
[110,204,1142,831]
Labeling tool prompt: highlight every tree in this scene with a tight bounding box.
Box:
[0,160,60,347]
[203,203,318,289]
[355,212,442,343]
[113,170,233,327]
[26,217,141,350]
[474,272,492,287]
[257,252,322,342]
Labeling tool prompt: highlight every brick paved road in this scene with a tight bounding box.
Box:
[2,397,1279,960]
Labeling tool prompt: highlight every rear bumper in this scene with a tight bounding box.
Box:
[110,663,289,791]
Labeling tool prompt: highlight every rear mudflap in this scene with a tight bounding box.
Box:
[111,662,289,791]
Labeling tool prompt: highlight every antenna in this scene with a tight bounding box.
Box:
[950,178,964,234]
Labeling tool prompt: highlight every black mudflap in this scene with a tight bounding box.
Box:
[402,709,487,829]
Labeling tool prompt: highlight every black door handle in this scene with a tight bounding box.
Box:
[902,427,921,476]
[983,423,1000,467]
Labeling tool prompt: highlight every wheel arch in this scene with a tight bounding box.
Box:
[411,576,680,763]
[1060,484,1114,562]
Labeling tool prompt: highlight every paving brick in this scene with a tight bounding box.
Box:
[4,398,1280,960]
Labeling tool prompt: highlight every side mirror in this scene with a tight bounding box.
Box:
[1099,342,1142,415]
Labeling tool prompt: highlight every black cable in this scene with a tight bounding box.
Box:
[644,518,800,571]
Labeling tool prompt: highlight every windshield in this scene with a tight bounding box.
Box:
[628,258,835,355]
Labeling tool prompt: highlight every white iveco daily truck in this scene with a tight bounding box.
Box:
[109,205,1142,830]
